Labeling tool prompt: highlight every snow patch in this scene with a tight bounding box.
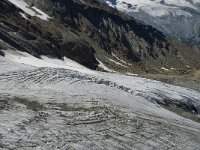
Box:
[107,57,127,67]
[161,67,169,71]
[7,0,51,21]
[32,6,51,21]
[19,12,28,20]
[171,67,176,70]
[96,58,115,72]
[2,50,93,74]
[126,72,138,76]
[186,65,191,68]
[111,53,130,65]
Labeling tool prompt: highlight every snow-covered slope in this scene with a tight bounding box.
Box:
[0,52,200,149]
[2,50,93,74]
[101,0,200,42]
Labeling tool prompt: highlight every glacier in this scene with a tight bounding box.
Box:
[0,51,200,149]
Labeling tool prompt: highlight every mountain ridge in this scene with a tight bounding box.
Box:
[100,0,200,43]
[0,0,200,74]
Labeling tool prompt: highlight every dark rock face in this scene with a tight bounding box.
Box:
[60,41,97,69]
[0,50,4,56]
[48,0,169,61]
[0,0,200,72]
[0,0,99,69]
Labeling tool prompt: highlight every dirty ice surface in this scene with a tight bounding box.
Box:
[0,51,200,149]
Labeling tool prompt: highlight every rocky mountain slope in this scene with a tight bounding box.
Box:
[0,0,200,74]
[100,0,200,43]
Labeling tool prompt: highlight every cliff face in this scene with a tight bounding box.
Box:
[0,0,98,69]
[1,0,200,73]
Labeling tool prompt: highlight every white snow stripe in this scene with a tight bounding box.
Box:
[96,58,115,72]
[8,0,51,21]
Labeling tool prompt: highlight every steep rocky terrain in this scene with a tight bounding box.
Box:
[1,0,200,74]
